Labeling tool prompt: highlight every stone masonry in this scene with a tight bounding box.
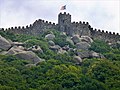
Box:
[0,12,120,43]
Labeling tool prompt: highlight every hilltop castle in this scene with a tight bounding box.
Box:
[0,12,120,43]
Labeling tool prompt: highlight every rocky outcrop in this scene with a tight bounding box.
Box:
[90,51,104,58]
[6,46,25,55]
[0,35,11,51]
[71,35,80,44]
[66,37,74,45]
[45,34,55,40]
[27,45,43,53]
[77,50,90,59]
[15,51,43,64]
[77,50,104,59]
[48,40,55,46]
[62,45,70,51]
[5,45,44,64]
[12,42,24,46]
[73,56,82,65]
[76,42,90,50]
[58,49,67,54]
[110,41,120,48]
[80,36,93,44]
[49,45,61,51]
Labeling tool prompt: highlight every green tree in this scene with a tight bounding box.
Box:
[89,40,111,54]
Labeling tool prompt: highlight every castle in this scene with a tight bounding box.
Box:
[0,12,120,43]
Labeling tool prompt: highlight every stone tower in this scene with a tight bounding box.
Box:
[58,12,71,35]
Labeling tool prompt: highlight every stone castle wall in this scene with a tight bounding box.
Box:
[88,25,120,43]
[1,19,57,36]
[70,21,90,36]
[0,12,119,43]
[58,12,91,37]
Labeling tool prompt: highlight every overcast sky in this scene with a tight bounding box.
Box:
[0,0,120,33]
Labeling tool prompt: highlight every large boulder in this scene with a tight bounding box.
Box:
[77,50,90,59]
[76,42,90,50]
[27,45,43,53]
[77,50,104,59]
[48,40,55,46]
[110,41,120,48]
[73,56,82,65]
[62,45,70,51]
[12,42,24,46]
[90,51,100,58]
[6,45,44,64]
[68,48,74,52]
[80,36,93,44]
[89,51,105,58]
[58,49,67,54]
[66,37,74,45]
[6,46,25,55]
[71,35,80,44]
[49,45,61,51]
[15,51,43,64]
[45,34,55,40]
[0,35,11,51]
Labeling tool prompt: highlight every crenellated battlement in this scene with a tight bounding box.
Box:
[59,12,71,16]
[89,25,120,42]
[0,12,119,43]
[1,19,57,35]
[71,21,89,25]
[91,27,119,36]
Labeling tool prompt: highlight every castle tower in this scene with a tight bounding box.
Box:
[58,12,71,35]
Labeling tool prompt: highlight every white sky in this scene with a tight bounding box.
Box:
[0,0,120,33]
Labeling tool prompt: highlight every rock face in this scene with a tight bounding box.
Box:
[6,46,25,55]
[12,42,24,46]
[45,34,55,40]
[66,37,74,45]
[0,35,11,50]
[77,50,90,59]
[90,51,105,58]
[71,35,80,44]
[48,40,55,46]
[73,56,82,65]
[6,45,43,64]
[58,49,67,54]
[62,45,69,51]
[27,45,43,53]
[76,42,90,50]
[110,41,120,48]
[77,50,104,59]
[80,36,93,44]
[15,51,42,64]
[90,51,100,58]
[49,45,61,51]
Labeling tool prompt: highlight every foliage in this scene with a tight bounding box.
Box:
[89,40,111,54]
[0,31,38,42]
[89,40,120,61]
[0,30,120,90]
[104,48,120,61]
[87,59,120,90]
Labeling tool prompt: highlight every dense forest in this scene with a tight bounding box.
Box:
[0,29,120,90]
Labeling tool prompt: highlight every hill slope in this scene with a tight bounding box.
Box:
[0,29,120,90]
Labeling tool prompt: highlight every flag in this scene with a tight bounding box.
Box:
[60,5,66,10]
